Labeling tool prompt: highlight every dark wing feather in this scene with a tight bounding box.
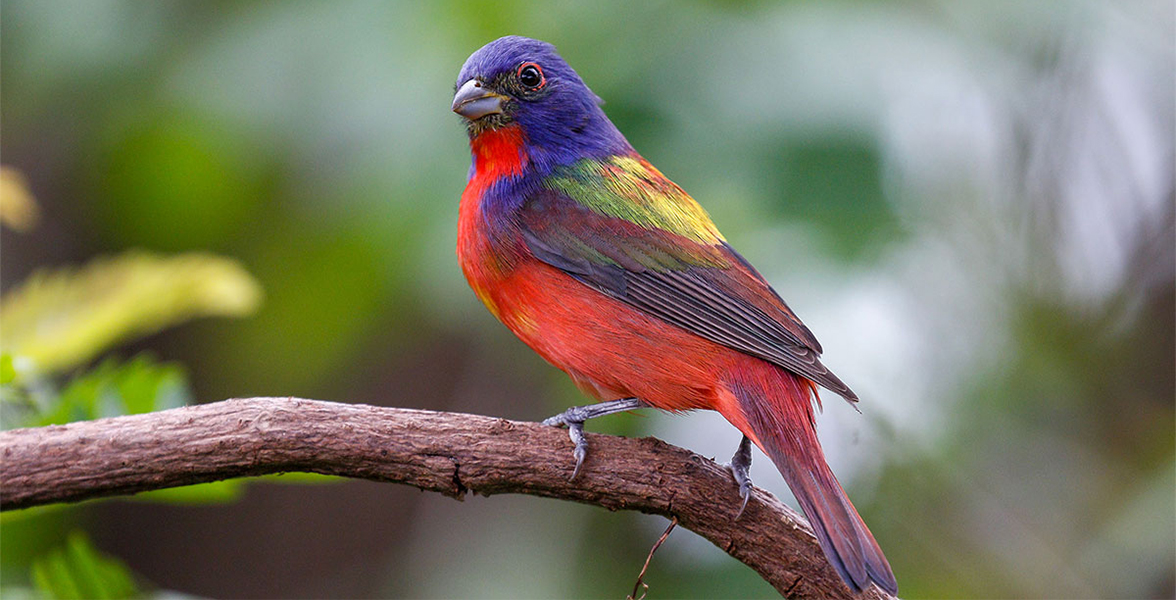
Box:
[519,189,858,402]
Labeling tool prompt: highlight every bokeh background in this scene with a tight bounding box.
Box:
[2,1,1173,598]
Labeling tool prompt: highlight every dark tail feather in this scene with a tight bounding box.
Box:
[733,379,898,595]
[776,453,897,595]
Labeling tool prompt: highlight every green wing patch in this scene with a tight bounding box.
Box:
[543,155,724,246]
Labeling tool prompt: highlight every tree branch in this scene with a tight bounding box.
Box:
[0,397,893,599]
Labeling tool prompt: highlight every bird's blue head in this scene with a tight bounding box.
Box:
[453,36,630,170]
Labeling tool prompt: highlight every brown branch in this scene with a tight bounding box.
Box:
[0,397,894,599]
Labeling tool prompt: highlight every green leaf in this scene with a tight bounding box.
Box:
[133,480,243,505]
[129,474,345,506]
[31,552,82,600]
[261,472,346,484]
[30,532,139,600]
[0,251,262,376]
[33,355,193,427]
[0,353,15,385]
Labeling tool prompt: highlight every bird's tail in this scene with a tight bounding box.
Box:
[726,367,897,596]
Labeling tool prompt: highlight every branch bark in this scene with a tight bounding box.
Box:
[0,397,893,599]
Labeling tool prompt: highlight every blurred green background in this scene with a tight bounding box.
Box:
[2,1,1173,598]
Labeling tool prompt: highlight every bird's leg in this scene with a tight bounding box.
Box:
[727,435,754,520]
[542,397,647,479]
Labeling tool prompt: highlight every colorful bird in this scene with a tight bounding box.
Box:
[452,36,896,595]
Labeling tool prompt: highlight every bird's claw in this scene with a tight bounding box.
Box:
[568,420,587,480]
[543,398,646,481]
[543,408,590,480]
[734,476,752,520]
[727,435,754,520]
[542,405,584,428]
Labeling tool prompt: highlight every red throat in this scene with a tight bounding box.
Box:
[470,125,528,183]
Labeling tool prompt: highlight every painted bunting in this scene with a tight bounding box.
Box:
[452,36,896,595]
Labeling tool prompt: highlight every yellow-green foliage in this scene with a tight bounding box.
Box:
[30,532,139,600]
[1,252,262,376]
[0,167,39,232]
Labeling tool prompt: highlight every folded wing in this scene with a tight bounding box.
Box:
[520,156,857,402]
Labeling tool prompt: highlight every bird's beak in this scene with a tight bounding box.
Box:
[452,79,505,120]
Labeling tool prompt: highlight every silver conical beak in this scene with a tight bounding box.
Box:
[452,79,504,120]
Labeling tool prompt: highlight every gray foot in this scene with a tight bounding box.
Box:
[727,435,754,520]
[543,397,646,479]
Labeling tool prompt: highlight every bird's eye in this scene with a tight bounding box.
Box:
[517,62,545,91]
